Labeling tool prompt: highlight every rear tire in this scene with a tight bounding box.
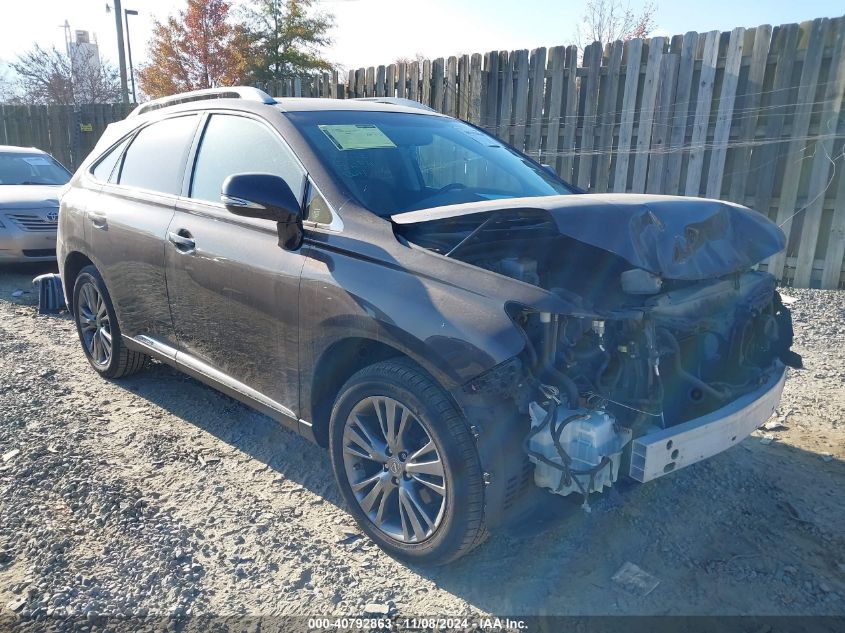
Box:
[329,359,487,565]
[72,265,149,379]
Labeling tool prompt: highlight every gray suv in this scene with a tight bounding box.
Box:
[58,87,800,564]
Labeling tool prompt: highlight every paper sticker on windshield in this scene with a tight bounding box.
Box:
[22,156,52,166]
[318,124,396,150]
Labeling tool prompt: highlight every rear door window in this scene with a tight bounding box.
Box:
[118,115,199,194]
[189,114,306,205]
[91,136,131,183]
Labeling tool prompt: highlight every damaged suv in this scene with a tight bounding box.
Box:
[58,88,800,564]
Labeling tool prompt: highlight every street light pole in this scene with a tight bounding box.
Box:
[124,9,138,103]
[111,0,129,103]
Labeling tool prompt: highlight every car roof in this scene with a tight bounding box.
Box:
[0,145,48,154]
[273,97,440,115]
[130,87,443,120]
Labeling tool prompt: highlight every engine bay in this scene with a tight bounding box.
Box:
[396,205,802,505]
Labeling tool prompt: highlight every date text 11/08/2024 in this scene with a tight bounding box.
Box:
[307,617,529,630]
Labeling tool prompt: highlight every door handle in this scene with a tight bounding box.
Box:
[167,230,196,253]
[89,212,107,230]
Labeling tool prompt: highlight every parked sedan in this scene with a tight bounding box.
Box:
[0,146,71,263]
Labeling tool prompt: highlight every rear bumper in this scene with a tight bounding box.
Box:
[629,363,787,482]
[0,227,57,262]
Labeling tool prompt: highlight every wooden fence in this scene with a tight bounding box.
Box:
[1,16,842,287]
[0,103,134,176]
[258,16,845,289]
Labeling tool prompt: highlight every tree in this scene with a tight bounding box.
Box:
[138,0,250,99]
[243,0,335,82]
[576,0,658,48]
[0,64,12,103]
[394,54,427,66]
[9,45,121,105]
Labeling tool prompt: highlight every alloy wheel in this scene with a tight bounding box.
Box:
[77,280,112,367]
[341,396,447,543]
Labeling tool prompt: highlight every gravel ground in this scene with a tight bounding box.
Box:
[0,262,844,627]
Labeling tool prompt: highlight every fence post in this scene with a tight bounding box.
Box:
[684,30,720,197]
[613,38,643,193]
[432,58,445,113]
[468,54,483,126]
[768,18,829,281]
[526,47,547,160]
[728,24,772,204]
[578,42,602,190]
[794,18,845,288]
[706,27,746,199]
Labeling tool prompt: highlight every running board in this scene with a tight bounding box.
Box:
[125,335,315,441]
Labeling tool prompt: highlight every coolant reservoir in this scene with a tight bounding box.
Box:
[527,402,632,497]
[621,268,663,294]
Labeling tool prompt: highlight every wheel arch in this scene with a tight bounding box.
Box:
[308,336,464,448]
[62,251,95,315]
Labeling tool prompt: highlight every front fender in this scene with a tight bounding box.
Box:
[299,242,527,391]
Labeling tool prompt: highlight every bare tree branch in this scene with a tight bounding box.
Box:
[0,63,14,103]
[9,45,121,105]
[394,53,427,66]
[576,0,658,49]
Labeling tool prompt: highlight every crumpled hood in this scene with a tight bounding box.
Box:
[0,185,61,209]
[392,194,785,280]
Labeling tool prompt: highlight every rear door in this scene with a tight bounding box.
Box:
[165,112,308,418]
[89,114,200,347]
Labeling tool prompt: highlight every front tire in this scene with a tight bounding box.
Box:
[329,359,487,564]
[72,265,149,379]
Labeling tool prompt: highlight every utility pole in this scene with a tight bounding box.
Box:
[112,0,130,103]
[125,9,138,103]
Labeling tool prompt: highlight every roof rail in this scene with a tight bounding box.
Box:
[354,97,435,112]
[129,87,276,117]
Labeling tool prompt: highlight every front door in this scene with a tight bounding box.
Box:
[165,112,308,418]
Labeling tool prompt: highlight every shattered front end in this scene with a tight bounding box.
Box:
[509,270,798,506]
[396,194,802,511]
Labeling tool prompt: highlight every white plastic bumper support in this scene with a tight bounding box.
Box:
[628,364,787,483]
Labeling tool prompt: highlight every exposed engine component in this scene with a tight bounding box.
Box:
[485,256,540,285]
[621,268,663,295]
[525,396,631,500]
[510,270,800,505]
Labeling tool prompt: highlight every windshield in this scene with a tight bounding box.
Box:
[0,152,71,186]
[286,110,572,216]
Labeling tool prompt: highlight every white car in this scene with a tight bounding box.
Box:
[0,145,71,263]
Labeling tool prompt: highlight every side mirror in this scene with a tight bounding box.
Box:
[221,173,301,223]
[221,173,303,250]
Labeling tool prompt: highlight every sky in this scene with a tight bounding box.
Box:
[0,0,843,76]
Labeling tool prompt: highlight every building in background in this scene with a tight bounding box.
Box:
[67,29,101,80]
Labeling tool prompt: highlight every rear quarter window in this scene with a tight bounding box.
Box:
[91,136,131,183]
